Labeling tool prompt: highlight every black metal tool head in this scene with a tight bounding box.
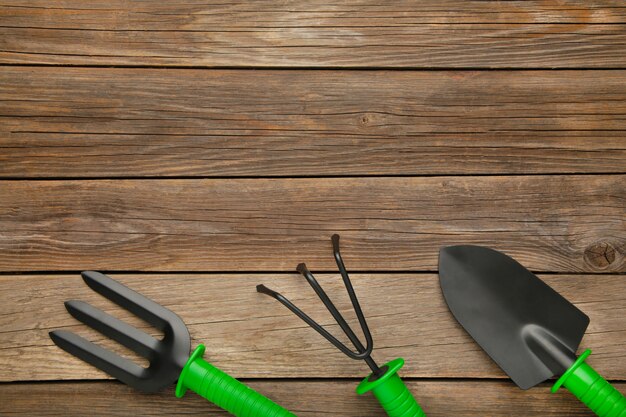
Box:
[49,271,191,392]
[257,234,385,379]
[439,246,590,389]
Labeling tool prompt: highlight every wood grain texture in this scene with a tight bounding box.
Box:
[4,0,626,27]
[1,273,624,381]
[1,0,625,413]
[0,176,624,273]
[2,68,626,177]
[2,380,625,417]
[1,1,626,67]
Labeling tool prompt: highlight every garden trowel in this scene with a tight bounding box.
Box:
[439,245,625,417]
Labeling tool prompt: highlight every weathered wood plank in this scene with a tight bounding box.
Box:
[2,68,626,177]
[4,0,626,27]
[0,176,624,273]
[1,1,626,67]
[3,132,626,178]
[2,380,625,416]
[0,273,623,381]
[3,25,625,68]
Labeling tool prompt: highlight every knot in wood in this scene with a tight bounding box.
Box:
[583,240,617,271]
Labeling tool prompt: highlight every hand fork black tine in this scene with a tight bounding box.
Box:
[49,271,297,417]
[50,330,148,386]
[63,300,160,358]
[49,271,191,393]
[80,270,178,332]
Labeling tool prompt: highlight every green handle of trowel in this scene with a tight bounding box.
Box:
[175,345,297,417]
[552,349,626,417]
[356,358,426,417]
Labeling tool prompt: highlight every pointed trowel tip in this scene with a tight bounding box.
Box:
[440,244,481,254]
[439,245,493,267]
[438,245,454,260]
[438,246,467,295]
[438,245,467,267]
[438,245,489,291]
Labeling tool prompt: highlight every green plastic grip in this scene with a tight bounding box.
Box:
[552,349,626,417]
[356,358,426,417]
[175,345,297,417]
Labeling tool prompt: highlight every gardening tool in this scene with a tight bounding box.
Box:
[439,245,626,417]
[257,234,425,417]
[49,271,296,417]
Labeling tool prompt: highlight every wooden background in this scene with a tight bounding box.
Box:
[0,1,625,415]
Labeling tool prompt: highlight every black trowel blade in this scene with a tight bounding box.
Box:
[439,245,589,389]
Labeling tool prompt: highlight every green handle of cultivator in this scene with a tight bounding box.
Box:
[357,358,426,417]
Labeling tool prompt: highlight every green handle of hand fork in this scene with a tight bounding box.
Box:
[176,345,297,417]
[552,350,626,417]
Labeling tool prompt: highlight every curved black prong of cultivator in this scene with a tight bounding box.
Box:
[257,234,384,378]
